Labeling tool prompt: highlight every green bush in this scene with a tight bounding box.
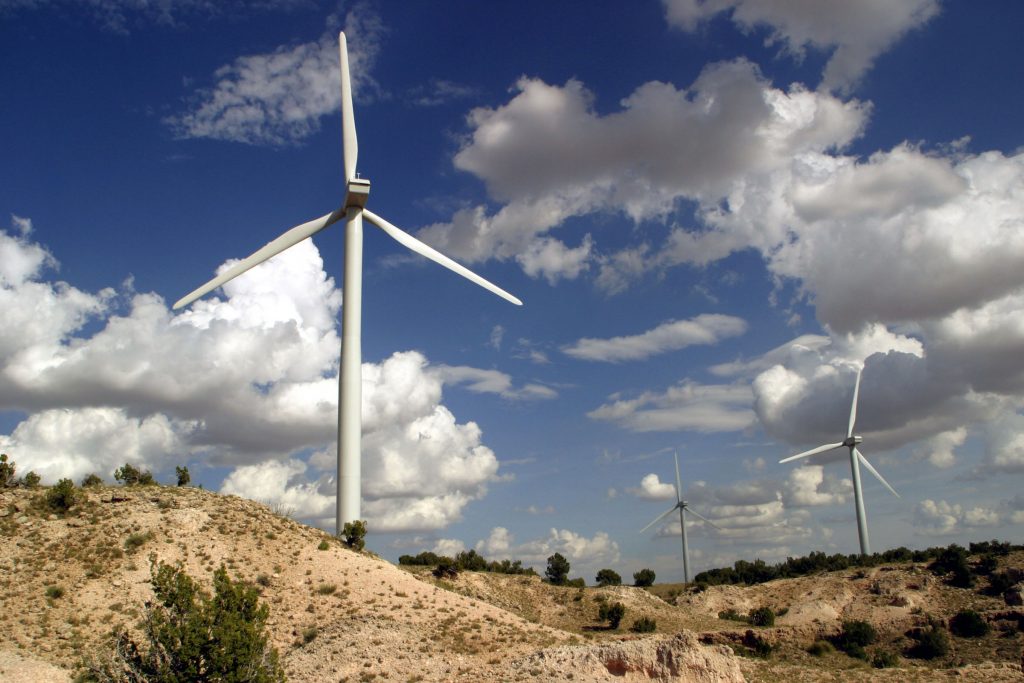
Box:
[598,601,626,629]
[633,568,656,587]
[565,577,586,588]
[114,463,155,486]
[45,478,77,513]
[834,620,876,654]
[23,471,41,488]
[872,650,899,668]
[906,626,949,660]
[545,553,570,586]
[341,520,366,551]
[630,616,656,633]
[45,585,65,599]
[317,539,330,551]
[0,453,16,487]
[124,531,154,553]
[807,640,834,656]
[749,607,775,627]
[81,473,103,488]
[718,608,746,622]
[175,466,190,487]
[87,558,284,682]
[595,569,621,587]
[741,630,773,658]
[432,557,459,579]
[950,609,989,638]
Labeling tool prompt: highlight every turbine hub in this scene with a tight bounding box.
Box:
[345,178,371,209]
[843,435,863,447]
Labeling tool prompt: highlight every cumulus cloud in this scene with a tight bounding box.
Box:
[166,5,384,145]
[627,473,677,501]
[474,526,620,572]
[982,413,1024,474]
[517,235,593,284]
[0,223,531,532]
[913,498,1007,536]
[662,0,940,91]
[563,314,747,362]
[589,380,754,433]
[782,465,851,507]
[914,427,966,469]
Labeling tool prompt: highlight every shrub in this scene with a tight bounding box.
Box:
[872,650,899,668]
[630,616,656,633]
[45,478,77,513]
[741,630,773,658]
[566,577,586,588]
[301,626,318,645]
[23,471,40,488]
[986,569,1023,596]
[455,549,488,572]
[0,453,16,487]
[595,568,621,587]
[175,466,190,487]
[749,607,775,627]
[950,609,989,638]
[433,557,459,579]
[124,531,154,553]
[81,473,103,488]
[45,585,65,599]
[807,640,834,657]
[317,539,330,551]
[114,463,155,487]
[316,583,336,595]
[87,559,284,682]
[633,568,656,587]
[718,608,746,622]
[906,625,949,660]
[598,601,626,629]
[834,620,876,659]
[545,553,570,586]
[341,520,367,551]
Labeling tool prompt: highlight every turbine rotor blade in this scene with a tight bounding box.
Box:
[639,505,679,534]
[339,32,358,183]
[673,451,683,504]
[847,368,862,438]
[684,506,722,531]
[363,208,522,306]
[779,442,845,464]
[854,448,900,498]
[173,209,343,309]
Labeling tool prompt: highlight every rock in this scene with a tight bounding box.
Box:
[15,516,28,524]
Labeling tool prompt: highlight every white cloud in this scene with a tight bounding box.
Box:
[627,473,676,501]
[913,498,1004,536]
[588,380,754,433]
[434,365,557,401]
[563,314,747,362]
[782,465,851,507]
[220,458,333,520]
[983,413,1024,474]
[662,0,940,91]
[516,235,593,284]
[166,5,384,145]
[487,324,504,351]
[914,427,966,469]
[474,526,620,573]
[432,538,466,557]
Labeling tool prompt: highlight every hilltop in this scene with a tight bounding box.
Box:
[0,483,1020,682]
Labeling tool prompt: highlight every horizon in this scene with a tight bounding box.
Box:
[1,0,1023,582]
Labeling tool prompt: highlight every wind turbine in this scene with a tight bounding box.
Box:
[778,368,899,556]
[173,32,522,536]
[639,452,718,583]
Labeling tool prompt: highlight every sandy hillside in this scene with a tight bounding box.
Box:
[0,485,742,682]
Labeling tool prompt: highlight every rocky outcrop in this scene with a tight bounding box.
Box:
[509,631,744,682]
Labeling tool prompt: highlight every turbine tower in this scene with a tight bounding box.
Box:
[778,368,899,556]
[174,32,521,535]
[639,452,718,583]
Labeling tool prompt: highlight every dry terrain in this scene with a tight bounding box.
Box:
[0,484,1020,682]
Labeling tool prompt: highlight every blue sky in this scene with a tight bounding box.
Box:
[2,0,1023,581]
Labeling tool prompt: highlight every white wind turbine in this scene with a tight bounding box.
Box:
[778,368,899,556]
[639,452,719,583]
[174,32,521,535]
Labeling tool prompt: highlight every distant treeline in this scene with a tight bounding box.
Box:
[693,539,1022,587]
[398,549,537,576]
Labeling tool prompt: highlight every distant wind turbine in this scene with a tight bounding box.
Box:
[778,368,899,556]
[639,452,719,583]
[174,32,522,535]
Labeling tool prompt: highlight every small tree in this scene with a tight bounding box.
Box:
[545,553,570,586]
[749,606,775,627]
[341,520,367,551]
[432,556,459,579]
[0,453,15,487]
[175,466,190,487]
[45,478,77,514]
[114,463,154,486]
[950,609,989,638]
[834,620,876,659]
[598,601,626,629]
[22,471,40,488]
[907,625,949,659]
[595,568,622,587]
[89,558,284,681]
[81,473,103,488]
[630,616,656,633]
[633,568,656,587]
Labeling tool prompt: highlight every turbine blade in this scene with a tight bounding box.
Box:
[363,208,522,306]
[339,32,358,183]
[173,209,342,309]
[855,448,900,498]
[847,368,862,438]
[673,451,683,504]
[639,505,678,534]
[779,442,845,464]
[684,507,722,531]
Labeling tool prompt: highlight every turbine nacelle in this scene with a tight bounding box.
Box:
[345,178,371,209]
[842,435,862,448]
